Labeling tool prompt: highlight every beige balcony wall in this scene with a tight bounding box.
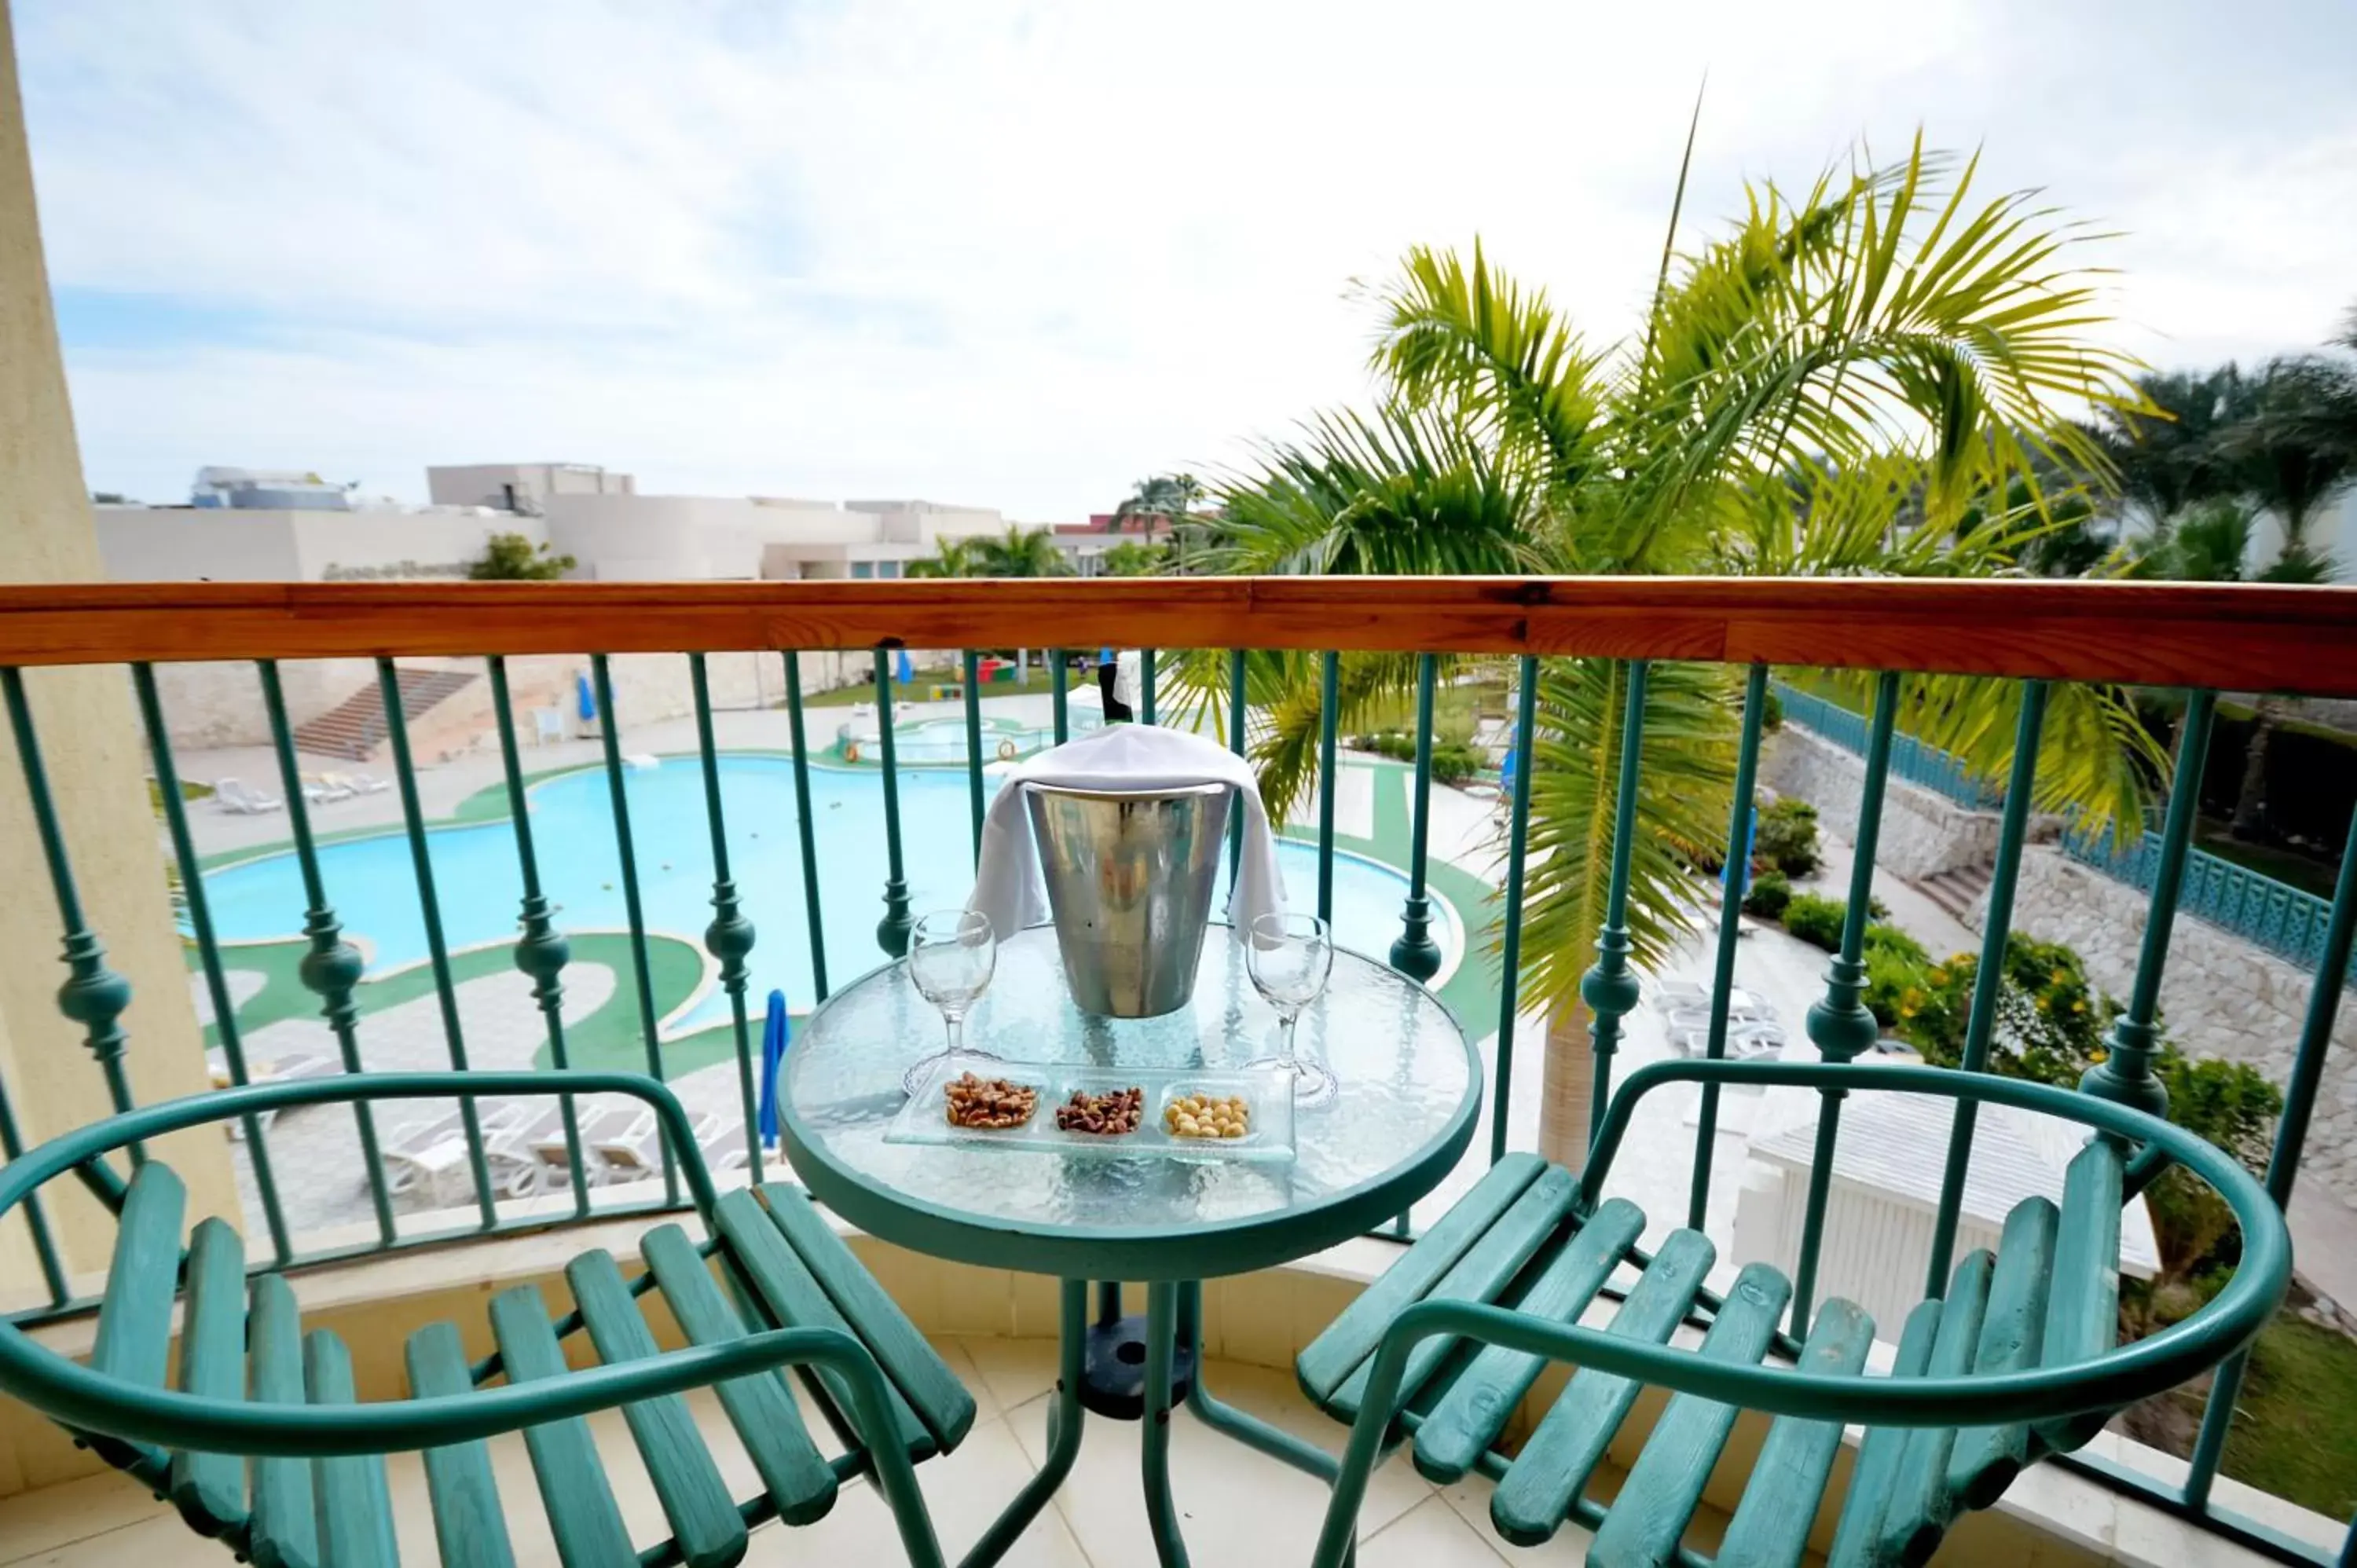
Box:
[0,0,236,1285]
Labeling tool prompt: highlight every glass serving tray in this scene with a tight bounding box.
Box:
[885,1052,1297,1165]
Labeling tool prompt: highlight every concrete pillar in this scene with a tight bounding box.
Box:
[0,0,238,1291]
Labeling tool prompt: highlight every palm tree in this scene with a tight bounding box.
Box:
[974,523,1068,579]
[1116,473,1214,570]
[2090,367,2257,533]
[905,536,982,579]
[2198,357,2357,838]
[1174,136,2165,1162]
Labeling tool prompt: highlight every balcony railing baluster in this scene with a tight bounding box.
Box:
[1688,664,1769,1230]
[258,659,395,1245]
[0,1063,65,1305]
[1227,650,1248,884]
[2085,690,2217,1132]
[1141,649,1158,726]
[376,658,497,1228]
[589,654,679,1207]
[1791,669,1901,1337]
[871,649,913,958]
[1050,648,1069,746]
[1491,656,1540,1167]
[1389,654,1443,983]
[2,669,141,1163]
[1316,651,1340,925]
[1924,679,2051,1291]
[690,654,763,1187]
[782,651,830,1002]
[487,656,589,1217]
[132,665,292,1263]
[962,650,984,863]
[1578,659,1651,1159]
[2186,797,2357,1512]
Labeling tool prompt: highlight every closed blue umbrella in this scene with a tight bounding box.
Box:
[895,647,913,685]
[575,670,596,724]
[757,988,790,1146]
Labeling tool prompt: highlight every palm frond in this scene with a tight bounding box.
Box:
[1514,658,1739,1010]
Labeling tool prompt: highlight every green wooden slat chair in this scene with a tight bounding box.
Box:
[0,1072,977,1568]
[1300,1061,2293,1568]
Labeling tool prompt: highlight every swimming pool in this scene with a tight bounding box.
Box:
[200,757,1461,1035]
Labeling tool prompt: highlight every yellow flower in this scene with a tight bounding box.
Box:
[1901,1005,1918,1020]
[1928,968,1950,987]
[2051,969,2069,986]
[2036,996,2051,1012]
[2091,1047,2109,1064]
[2073,999,2088,1013]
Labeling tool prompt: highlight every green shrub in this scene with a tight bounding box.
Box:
[1755,795,1821,877]
[1761,688,1784,731]
[1783,892,1849,951]
[1897,929,2286,1293]
[1860,922,1931,1027]
[1740,870,1791,920]
[1429,740,1486,786]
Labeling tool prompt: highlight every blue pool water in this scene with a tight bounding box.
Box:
[201,758,1459,1034]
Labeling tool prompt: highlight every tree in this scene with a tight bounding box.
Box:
[2218,356,2357,569]
[906,536,981,579]
[468,532,576,581]
[2091,367,2257,532]
[1100,540,1168,577]
[973,523,1068,578]
[1172,136,2165,1162]
[1116,472,1215,570]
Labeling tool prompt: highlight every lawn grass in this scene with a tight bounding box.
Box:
[2215,1317,2357,1518]
[2138,1313,2357,1519]
[797,662,1084,708]
[1351,672,1512,746]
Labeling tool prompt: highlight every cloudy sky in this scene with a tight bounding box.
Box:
[14,0,2355,515]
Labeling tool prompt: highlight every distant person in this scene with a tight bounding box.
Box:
[1098,647,1135,723]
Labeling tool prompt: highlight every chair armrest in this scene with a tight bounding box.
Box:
[1,1315,902,1460]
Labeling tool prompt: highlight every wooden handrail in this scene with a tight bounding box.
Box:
[1,578,2354,695]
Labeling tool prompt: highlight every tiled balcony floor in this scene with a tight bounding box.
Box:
[0,1337,1607,1567]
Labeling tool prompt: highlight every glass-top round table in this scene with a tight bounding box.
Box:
[778,925,1480,1283]
[779,921,1479,1567]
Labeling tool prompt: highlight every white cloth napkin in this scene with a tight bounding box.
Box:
[967,724,1285,941]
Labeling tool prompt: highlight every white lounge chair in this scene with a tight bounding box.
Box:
[325,770,391,795]
[214,778,283,815]
[1670,1019,1789,1061]
[1654,983,1774,1024]
[531,706,567,746]
[300,775,354,805]
[206,1050,339,1137]
[531,1101,630,1189]
[380,1101,538,1207]
[589,1108,724,1188]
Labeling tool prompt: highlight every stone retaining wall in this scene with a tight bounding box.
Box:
[1970,845,2357,1208]
[1760,726,2012,879]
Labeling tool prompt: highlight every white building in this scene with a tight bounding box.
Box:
[93,462,1053,584]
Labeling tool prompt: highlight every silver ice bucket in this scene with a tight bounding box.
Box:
[1025,781,1233,1017]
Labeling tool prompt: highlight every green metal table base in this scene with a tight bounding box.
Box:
[962,1279,1347,1568]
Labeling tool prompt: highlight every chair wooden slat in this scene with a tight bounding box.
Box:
[487,1284,636,1568]
[170,1217,248,1537]
[641,1224,838,1527]
[1588,1262,1797,1568]
[566,1249,747,1568]
[1487,1226,1716,1548]
[1409,1197,1646,1483]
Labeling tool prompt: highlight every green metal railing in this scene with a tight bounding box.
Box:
[1780,676,2354,981]
[1772,678,2003,809]
[0,599,2353,1566]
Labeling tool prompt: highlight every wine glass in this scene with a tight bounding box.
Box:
[1243,911,1336,1105]
[905,909,998,1095]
